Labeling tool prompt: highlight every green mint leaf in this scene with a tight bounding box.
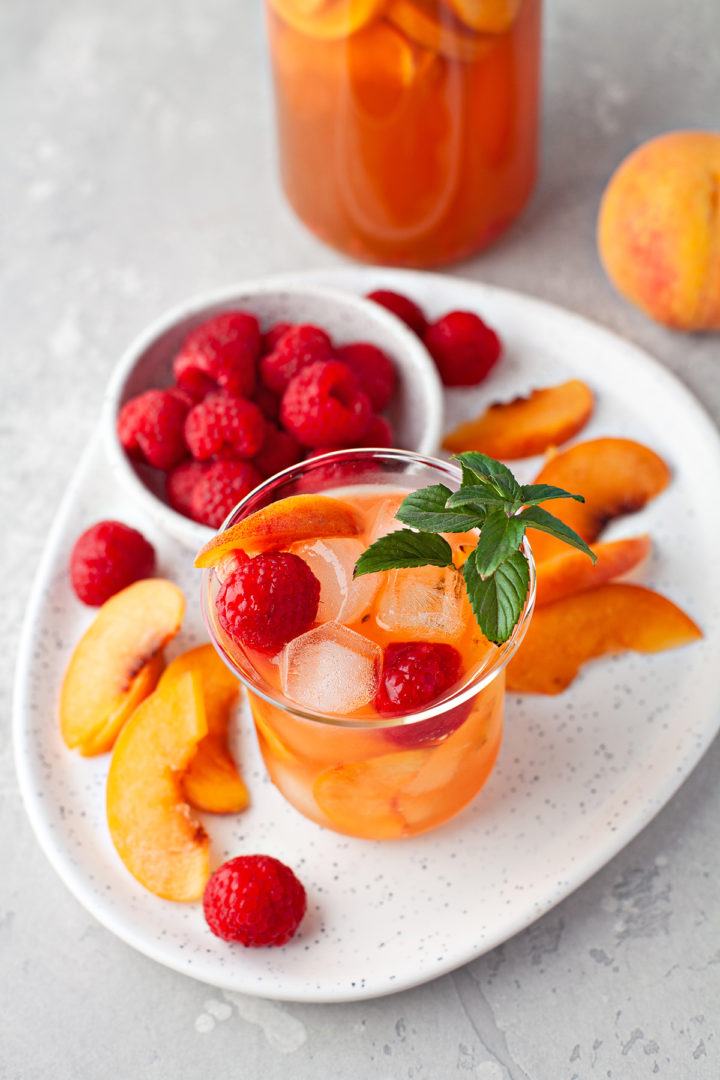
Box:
[463,548,530,645]
[518,505,598,563]
[520,483,586,506]
[395,484,485,533]
[446,487,510,511]
[353,529,454,578]
[454,452,522,501]
[473,510,527,578]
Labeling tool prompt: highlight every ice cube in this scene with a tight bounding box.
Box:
[281,623,382,714]
[366,493,407,543]
[291,537,379,625]
[375,565,468,641]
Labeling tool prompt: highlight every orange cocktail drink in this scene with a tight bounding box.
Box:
[201,450,535,839]
[264,0,542,266]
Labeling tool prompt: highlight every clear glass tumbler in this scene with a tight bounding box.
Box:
[202,449,535,839]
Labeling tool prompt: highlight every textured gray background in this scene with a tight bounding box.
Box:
[2,1,719,1077]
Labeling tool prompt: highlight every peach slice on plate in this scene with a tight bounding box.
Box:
[267,0,385,40]
[442,380,594,459]
[106,670,210,901]
[60,579,185,756]
[534,534,651,606]
[158,645,247,815]
[506,583,702,694]
[527,438,670,563]
[194,493,361,568]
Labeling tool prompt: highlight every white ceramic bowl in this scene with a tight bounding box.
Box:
[102,279,443,548]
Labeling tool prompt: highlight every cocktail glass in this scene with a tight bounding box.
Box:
[201,448,535,839]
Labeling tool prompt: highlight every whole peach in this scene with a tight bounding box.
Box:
[597,131,720,331]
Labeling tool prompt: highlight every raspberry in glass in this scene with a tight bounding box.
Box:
[216,551,320,653]
[375,641,462,719]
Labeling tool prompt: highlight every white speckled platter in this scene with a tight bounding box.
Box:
[14,269,720,1003]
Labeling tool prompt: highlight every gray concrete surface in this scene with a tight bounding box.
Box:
[2,1,719,1077]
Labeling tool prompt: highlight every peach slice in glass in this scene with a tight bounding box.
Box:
[194,493,361,568]
[526,438,670,563]
[60,579,185,756]
[506,583,702,694]
[313,750,432,838]
[347,18,435,117]
[158,644,247,814]
[267,0,385,40]
[534,535,651,607]
[386,0,494,62]
[442,380,594,459]
[441,0,521,34]
[106,671,210,901]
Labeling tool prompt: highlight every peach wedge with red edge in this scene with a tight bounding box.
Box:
[442,380,594,459]
[106,670,210,901]
[534,535,651,607]
[526,437,670,563]
[158,644,248,815]
[506,583,702,695]
[60,579,185,756]
[194,493,362,568]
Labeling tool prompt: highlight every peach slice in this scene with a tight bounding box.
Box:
[442,0,521,34]
[386,0,494,62]
[313,750,431,839]
[194,493,361,568]
[506,583,702,694]
[535,535,651,606]
[106,671,210,901]
[442,380,594,459]
[157,645,247,815]
[527,438,670,563]
[268,0,385,40]
[60,579,185,756]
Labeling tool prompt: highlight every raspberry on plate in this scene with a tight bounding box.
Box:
[375,642,464,742]
[280,360,372,448]
[70,520,156,606]
[260,324,333,395]
[117,388,189,471]
[203,854,307,947]
[216,551,320,653]
[190,460,262,528]
[366,289,428,337]
[184,392,266,462]
[423,310,502,387]
[334,342,396,412]
[173,311,260,399]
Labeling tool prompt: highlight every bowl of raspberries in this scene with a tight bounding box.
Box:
[103,281,443,547]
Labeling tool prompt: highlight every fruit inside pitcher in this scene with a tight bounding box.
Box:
[265,0,542,266]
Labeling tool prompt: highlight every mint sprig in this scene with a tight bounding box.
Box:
[353,452,597,646]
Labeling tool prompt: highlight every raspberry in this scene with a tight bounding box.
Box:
[252,425,302,479]
[334,342,396,411]
[253,384,281,422]
[117,389,189,470]
[362,413,394,448]
[216,551,320,653]
[261,321,293,355]
[190,460,262,528]
[173,311,260,399]
[203,855,307,947]
[366,289,428,337]
[166,460,207,518]
[423,310,502,387]
[70,520,155,606]
[184,392,266,462]
[280,360,372,448]
[375,642,463,739]
[260,324,333,395]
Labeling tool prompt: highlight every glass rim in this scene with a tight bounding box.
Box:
[200,447,536,730]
